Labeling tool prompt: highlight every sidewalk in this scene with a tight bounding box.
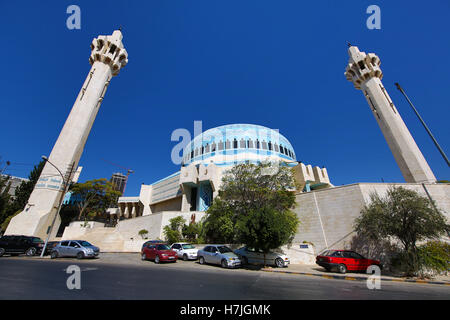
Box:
[261,264,450,286]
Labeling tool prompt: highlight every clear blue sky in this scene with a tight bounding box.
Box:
[1,1,449,196]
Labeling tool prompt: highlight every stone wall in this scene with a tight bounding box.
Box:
[294,183,450,255]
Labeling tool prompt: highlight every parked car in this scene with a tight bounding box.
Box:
[234,246,290,268]
[0,235,45,257]
[197,245,241,268]
[51,240,100,259]
[170,242,198,261]
[316,250,382,274]
[141,242,177,263]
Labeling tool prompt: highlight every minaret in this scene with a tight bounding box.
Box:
[345,45,436,183]
[5,30,128,239]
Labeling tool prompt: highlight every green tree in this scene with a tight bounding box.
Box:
[0,160,44,229]
[70,178,121,220]
[354,186,449,276]
[203,162,299,259]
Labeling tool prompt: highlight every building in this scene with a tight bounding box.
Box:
[59,46,449,263]
[114,123,331,220]
[110,172,128,194]
[1,175,29,198]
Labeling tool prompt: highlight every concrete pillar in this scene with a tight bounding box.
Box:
[5,30,128,239]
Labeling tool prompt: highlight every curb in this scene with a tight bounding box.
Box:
[261,268,450,286]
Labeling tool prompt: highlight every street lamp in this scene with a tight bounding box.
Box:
[395,83,449,167]
[39,156,72,258]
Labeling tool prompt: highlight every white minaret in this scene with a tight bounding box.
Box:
[5,30,128,239]
[345,45,436,184]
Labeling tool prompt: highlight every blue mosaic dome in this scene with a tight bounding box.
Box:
[182,124,296,167]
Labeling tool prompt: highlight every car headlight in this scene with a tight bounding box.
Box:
[161,254,168,257]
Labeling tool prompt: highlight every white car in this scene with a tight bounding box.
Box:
[170,242,198,261]
[234,246,290,268]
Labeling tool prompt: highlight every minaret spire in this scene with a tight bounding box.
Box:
[5,31,129,239]
[345,46,436,183]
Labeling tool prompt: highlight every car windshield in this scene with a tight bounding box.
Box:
[157,244,170,250]
[79,241,93,247]
[32,238,43,243]
[217,246,232,254]
[322,250,337,256]
[182,244,195,249]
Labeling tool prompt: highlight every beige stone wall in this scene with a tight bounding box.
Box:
[150,197,182,213]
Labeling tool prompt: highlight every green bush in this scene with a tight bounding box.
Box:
[418,241,450,275]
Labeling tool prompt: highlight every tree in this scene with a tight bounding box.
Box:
[0,160,44,229]
[203,162,299,261]
[70,178,121,220]
[163,216,186,244]
[354,186,449,276]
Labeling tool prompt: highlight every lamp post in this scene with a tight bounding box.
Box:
[39,156,72,258]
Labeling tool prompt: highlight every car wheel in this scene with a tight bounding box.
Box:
[241,256,248,265]
[199,256,205,265]
[275,258,285,268]
[183,254,188,261]
[25,247,36,256]
[221,259,228,268]
[0,248,5,257]
[155,255,160,264]
[77,252,85,259]
[338,264,347,274]
[141,253,147,261]
[325,267,331,272]
[50,251,58,259]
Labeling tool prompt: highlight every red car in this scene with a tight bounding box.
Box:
[316,250,381,274]
[141,242,178,263]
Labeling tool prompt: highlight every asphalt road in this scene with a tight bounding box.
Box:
[0,255,449,300]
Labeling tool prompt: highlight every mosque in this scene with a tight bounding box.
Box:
[113,123,331,221]
[6,30,448,263]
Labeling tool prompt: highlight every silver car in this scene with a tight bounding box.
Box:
[234,246,290,268]
[197,245,241,268]
[51,240,100,259]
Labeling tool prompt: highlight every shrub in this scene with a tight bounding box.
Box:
[418,241,450,275]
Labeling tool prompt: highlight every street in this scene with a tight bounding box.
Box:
[0,254,449,300]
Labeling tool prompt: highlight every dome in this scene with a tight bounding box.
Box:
[182,124,296,167]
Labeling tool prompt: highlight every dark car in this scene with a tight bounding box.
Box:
[0,235,45,257]
[141,242,177,263]
[43,241,60,256]
[316,250,382,274]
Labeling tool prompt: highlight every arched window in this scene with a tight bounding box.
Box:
[240,138,246,148]
[256,139,260,149]
[247,139,254,149]
[205,144,210,153]
[233,138,238,149]
[211,142,216,152]
[225,140,231,149]
[261,141,268,150]
[268,142,273,151]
